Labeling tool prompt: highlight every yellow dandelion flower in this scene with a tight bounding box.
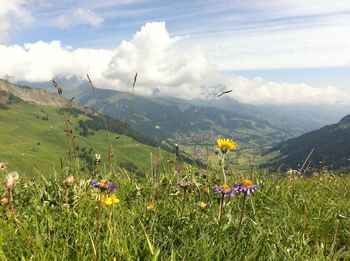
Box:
[146,201,155,210]
[103,194,120,205]
[216,138,237,153]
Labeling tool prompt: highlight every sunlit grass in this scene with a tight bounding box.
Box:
[1,164,350,260]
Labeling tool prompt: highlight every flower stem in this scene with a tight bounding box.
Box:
[236,194,247,240]
[65,187,69,211]
[96,194,103,234]
[180,190,187,219]
[221,156,226,184]
[8,187,17,220]
[215,194,225,244]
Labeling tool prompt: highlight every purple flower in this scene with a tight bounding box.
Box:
[213,184,236,197]
[91,179,117,194]
[177,180,193,189]
[91,180,100,188]
[108,184,117,193]
[235,179,259,196]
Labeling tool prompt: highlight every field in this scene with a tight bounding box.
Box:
[1,156,350,260]
[0,101,173,175]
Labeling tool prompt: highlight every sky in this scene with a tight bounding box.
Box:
[0,0,350,105]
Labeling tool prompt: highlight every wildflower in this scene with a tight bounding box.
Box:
[103,194,120,205]
[177,180,193,189]
[217,138,237,154]
[0,162,7,171]
[236,179,259,195]
[95,154,101,161]
[65,175,74,187]
[175,167,181,174]
[91,179,116,193]
[213,183,236,197]
[146,201,155,210]
[6,172,19,189]
[0,197,8,206]
[94,154,101,167]
[197,201,211,209]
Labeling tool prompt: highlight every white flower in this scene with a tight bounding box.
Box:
[6,171,19,189]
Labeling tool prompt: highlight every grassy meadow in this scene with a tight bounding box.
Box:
[0,101,172,176]
[1,152,350,260]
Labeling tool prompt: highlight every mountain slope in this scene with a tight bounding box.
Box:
[54,82,297,152]
[263,115,350,170]
[0,80,173,175]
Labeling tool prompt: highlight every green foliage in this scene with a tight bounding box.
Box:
[1,168,350,260]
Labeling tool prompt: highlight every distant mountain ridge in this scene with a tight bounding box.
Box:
[66,84,299,150]
[15,78,350,153]
[264,115,350,170]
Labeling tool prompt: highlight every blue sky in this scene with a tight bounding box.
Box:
[1,0,350,104]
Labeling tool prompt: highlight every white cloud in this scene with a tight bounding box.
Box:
[0,40,114,82]
[223,76,350,105]
[103,22,214,97]
[0,0,33,42]
[0,21,349,105]
[55,8,104,28]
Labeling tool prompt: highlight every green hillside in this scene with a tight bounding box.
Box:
[263,115,350,171]
[0,80,173,176]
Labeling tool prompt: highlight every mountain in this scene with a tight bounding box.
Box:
[0,79,173,175]
[33,79,301,152]
[209,96,350,137]
[263,115,350,170]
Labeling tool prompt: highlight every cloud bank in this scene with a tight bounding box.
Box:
[0,21,349,105]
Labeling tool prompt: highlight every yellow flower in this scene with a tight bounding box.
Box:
[220,183,231,193]
[216,138,237,153]
[146,201,155,210]
[241,179,253,189]
[103,194,120,205]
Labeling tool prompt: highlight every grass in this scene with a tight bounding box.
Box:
[1,162,350,260]
[0,102,173,176]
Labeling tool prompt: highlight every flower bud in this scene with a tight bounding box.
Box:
[214,148,220,155]
[0,197,8,206]
[65,175,75,187]
[0,162,7,171]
